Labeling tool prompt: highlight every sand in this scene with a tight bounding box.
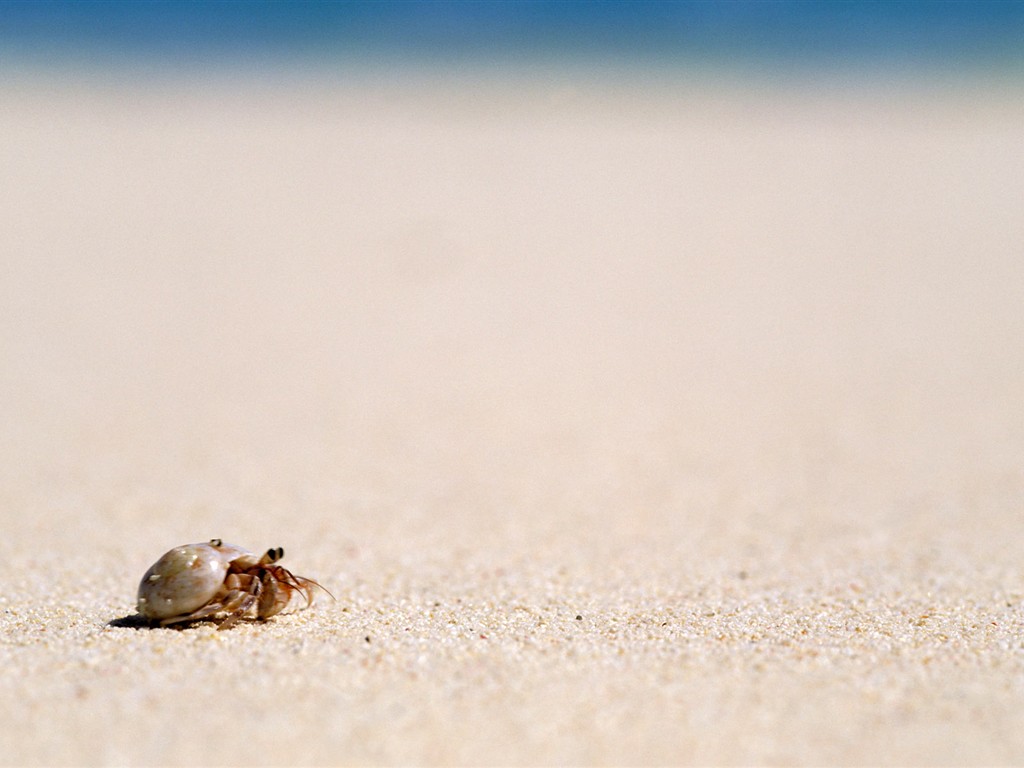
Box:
[2,71,1023,766]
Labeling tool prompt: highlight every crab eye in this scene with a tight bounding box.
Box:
[265,547,284,562]
[209,538,222,547]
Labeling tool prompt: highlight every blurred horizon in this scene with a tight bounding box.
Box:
[2,0,1024,79]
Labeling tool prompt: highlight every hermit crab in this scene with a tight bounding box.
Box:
[136,539,331,630]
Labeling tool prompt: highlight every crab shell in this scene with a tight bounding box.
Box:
[137,540,259,620]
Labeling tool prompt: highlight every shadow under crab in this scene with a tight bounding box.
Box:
[107,612,302,630]
[107,613,156,630]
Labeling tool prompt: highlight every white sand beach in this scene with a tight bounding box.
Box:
[1,72,1023,765]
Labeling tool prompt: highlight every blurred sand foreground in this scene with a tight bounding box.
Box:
[1,72,1023,765]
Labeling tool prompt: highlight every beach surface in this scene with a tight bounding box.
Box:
[2,73,1023,765]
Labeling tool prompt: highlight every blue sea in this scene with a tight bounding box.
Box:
[2,1,1023,76]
